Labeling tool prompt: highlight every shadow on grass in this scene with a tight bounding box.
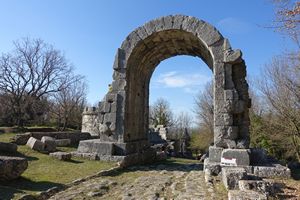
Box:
[0,177,64,200]
[65,159,84,164]
[0,151,38,161]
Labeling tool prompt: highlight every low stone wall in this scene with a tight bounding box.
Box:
[12,132,93,145]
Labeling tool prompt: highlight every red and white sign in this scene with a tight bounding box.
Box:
[221,157,237,166]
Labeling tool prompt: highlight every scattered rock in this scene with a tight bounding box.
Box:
[0,142,17,153]
[26,137,45,152]
[204,158,221,175]
[41,136,56,152]
[253,165,291,178]
[12,133,31,145]
[49,152,71,161]
[239,180,275,194]
[222,167,247,190]
[0,156,28,181]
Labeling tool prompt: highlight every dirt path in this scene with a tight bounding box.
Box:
[49,162,227,200]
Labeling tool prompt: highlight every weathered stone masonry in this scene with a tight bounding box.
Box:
[80,15,251,161]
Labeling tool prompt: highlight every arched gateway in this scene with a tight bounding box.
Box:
[79,15,251,166]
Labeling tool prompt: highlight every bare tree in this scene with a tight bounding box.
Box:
[193,81,214,134]
[175,111,193,134]
[272,0,300,46]
[50,76,87,130]
[149,98,175,127]
[259,55,300,161]
[0,38,77,127]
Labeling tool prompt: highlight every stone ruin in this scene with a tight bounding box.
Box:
[77,15,291,198]
[79,15,250,163]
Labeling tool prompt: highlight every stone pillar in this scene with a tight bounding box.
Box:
[81,107,99,136]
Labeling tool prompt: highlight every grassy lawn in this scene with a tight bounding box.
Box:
[0,133,116,200]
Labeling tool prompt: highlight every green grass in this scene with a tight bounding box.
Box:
[0,133,116,200]
[0,132,15,143]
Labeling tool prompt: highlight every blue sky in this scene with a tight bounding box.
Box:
[0,0,294,120]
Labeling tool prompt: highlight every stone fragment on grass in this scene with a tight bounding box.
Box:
[50,152,72,161]
[26,137,45,152]
[0,156,28,181]
[41,136,56,152]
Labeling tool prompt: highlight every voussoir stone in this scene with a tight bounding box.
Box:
[0,156,28,181]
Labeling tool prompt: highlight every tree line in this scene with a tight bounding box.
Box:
[0,38,87,130]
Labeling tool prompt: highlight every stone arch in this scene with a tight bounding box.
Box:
[81,15,251,164]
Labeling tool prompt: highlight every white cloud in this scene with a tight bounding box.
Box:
[217,17,252,34]
[154,71,211,92]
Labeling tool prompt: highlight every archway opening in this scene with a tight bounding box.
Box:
[148,55,213,158]
[124,29,214,142]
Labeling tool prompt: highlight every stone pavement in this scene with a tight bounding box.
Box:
[49,162,227,200]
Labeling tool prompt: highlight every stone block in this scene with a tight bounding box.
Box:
[233,100,245,114]
[214,113,233,126]
[99,101,105,114]
[113,48,126,70]
[49,152,71,161]
[239,180,275,194]
[12,133,31,145]
[224,89,237,100]
[208,146,223,162]
[0,142,17,153]
[0,156,28,181]
[214,125,238,142]
[172,14,185,29]
[228,190,267,200]
[195,21,222,46]
[110,102,117,113]
[26,137,45,152]
[55,139,71,147]
[112,79,126,91]
[222,167,247,190]
[221,149,250,166]
[203,158,221,175]
[104,113,117,123]
[77,140,114,155]
[103,102,111,113]
[41,136,56,152]
[162,15,173,30]
[214,136,237,149]
[41,136,55,143]
[225,49,243,64]
[253,165,291,178]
